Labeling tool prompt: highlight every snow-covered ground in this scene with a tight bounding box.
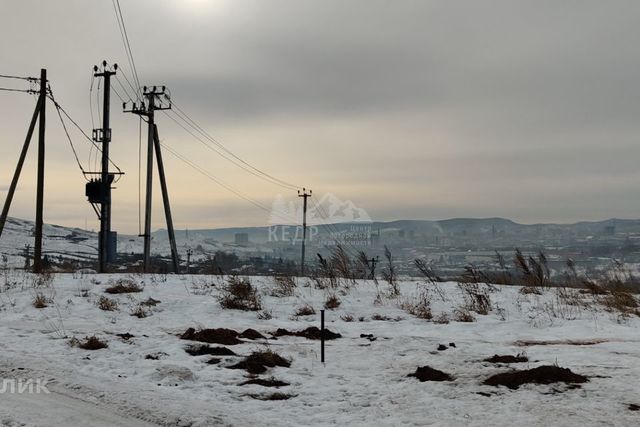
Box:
[0,273,639,426]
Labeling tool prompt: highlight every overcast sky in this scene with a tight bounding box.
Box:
[1,0,640,233]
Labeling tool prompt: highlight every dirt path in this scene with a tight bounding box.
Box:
[0,388,159,427]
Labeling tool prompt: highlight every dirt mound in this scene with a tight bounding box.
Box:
[239,328,266,340]
[272,327,341,340]
[483,365,588,389]
[249,392,294,400]
[228,350,291,374]
[408,366,453,382]
[180,327,242,345]
[115,333,135,341]
[240,377,290,387]
[485,354,528,364]
[185,344,237,356]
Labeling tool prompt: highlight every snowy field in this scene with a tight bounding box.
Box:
[0,272,639,426]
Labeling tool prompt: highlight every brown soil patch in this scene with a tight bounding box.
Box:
[514,339,608,347]
[180,327,243,345]
[249,392,294,401]
[240,377,290,387]
[408,366,453,382]
[185,344,237,356]
[485,354,529,364]
[228,350,291,374]
[483,365,588,390]
[239,328,266,340]
[272,327,341,340]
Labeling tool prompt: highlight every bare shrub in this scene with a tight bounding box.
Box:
[602,287,638,316]
[371,313,392,321]
[433,312,450,324]
[381,246,399,296]
[324,294,341,310]
[399,288,432,320]
[218,276,262,311]
[130,304,150,318]
[453,308,475,322]
[415,258,446,301]
[458,282,491,315]
[105,279,142,294]
[33,271,55,288]
[257,309,273,320]
[97,296,118,311]
[340,314,354,322]
[520,286,542,295]
[271,275,296,297]
[294,304,316,317]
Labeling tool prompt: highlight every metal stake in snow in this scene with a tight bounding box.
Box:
[320,309,325,363]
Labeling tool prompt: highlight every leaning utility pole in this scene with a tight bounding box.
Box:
[125,86,179,273]
[0,69,47,273]
[298,188,311,276]
[94,62,116,273]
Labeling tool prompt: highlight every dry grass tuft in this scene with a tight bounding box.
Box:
[218,276,262,311]
[105,279,142,294]
[294,304,316,317]
[97,296,118,311]
[324,294,341,310]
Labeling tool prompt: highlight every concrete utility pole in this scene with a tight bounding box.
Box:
[298,188,312,276]
[125,85,179,273]
[94,62,117,272]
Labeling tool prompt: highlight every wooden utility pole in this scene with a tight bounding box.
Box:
[0,69,47,273]
[153,124,179,273]
[298,188,311,276]
[33,69,47,273]
[125,86,179,273]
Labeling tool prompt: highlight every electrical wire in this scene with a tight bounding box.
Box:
[46,91,123,174]
[162,109,299,191]
[0,87,34,93]
[112,0,141,92]
[52,96,89,181]
[159,142,300,225]
[169,100,301,190]
[0,74,37,81]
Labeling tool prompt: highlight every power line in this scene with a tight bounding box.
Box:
[46,92,123,175]
[160,141,300,224]
[171,100,301,190]
[0,74,37,81]
[112,0,141,92]
[162,109,299,191]
[0,87,35,94]
[52,94,88,180]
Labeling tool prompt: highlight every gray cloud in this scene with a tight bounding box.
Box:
[1,0,640,232]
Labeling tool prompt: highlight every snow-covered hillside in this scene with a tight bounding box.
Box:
[0,217,267,268]
[0,274,638,426]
